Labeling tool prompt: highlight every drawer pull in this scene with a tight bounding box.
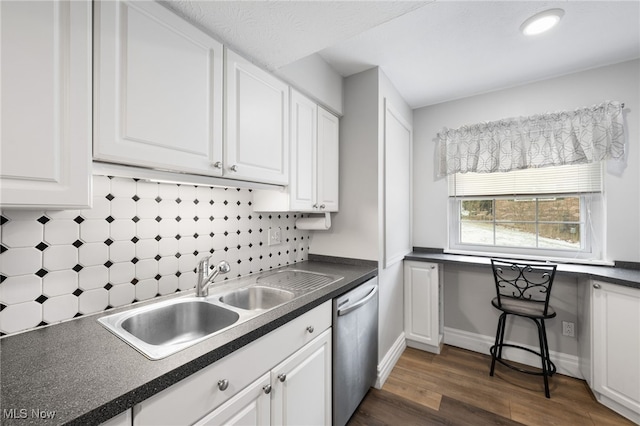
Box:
[229,164,238,172]
[593,283,601,289]
[218,379,229,391]
[263,384,272,394]
[277,374,286,382]
[213,161,223,169]
[306,326,314,334]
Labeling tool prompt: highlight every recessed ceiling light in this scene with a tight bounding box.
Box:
[520,8,564,36]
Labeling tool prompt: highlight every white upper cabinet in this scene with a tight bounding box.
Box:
[0,0,92,209]
[290,91,318,210]
[316,105,339,211]
[224,49,289,185]
[93,1,224,176]
[253,90,339,212]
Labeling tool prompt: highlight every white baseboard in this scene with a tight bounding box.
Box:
[444,326,582,379]
[375,332,406,389]
[595,391,640,425]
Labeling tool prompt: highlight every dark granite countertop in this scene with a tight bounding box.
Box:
[0,258,377,426]
[405,249,640,289]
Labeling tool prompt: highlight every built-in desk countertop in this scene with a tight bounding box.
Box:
[404,249,640,289]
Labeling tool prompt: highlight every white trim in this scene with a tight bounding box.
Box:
[406,337,442,354]
[92,162,283,191]
[375,332,407,389]
[444,326,582,379]
[594,391,640,425]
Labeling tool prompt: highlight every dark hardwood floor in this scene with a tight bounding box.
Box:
[348,345,635,426]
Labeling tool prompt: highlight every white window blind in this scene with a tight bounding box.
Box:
[448,163,603,197]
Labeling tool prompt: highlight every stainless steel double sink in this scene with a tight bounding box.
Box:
[98,269,342,360]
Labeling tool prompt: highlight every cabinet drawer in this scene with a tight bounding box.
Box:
[133,300,331,426]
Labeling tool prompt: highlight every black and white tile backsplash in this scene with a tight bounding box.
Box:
[0,176,309,336]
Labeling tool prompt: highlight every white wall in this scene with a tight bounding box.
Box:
[309,68,379,260]
[377,70,413,364]
[275,53,344,116]
[413,59,640,263]
[443,263,580,357]
[412,59,640,364]
[309,67,413,368]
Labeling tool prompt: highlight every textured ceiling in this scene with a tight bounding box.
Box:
[319,1,640,107]
[160,1,428,70]
[161,1,640,109]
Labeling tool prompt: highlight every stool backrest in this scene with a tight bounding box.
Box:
[491,259,557,316]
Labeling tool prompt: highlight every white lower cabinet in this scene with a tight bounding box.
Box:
[132,301,331,426]
[271,329,332,425]
[196,373,271,426]
[590,281,640,423]
[403,261,443,354]
[100,409,132,426]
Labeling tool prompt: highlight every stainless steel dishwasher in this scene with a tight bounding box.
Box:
[333,277,379,426]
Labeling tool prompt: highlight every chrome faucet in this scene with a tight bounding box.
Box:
[195,256,231,297]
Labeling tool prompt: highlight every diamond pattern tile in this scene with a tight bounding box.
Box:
[0,176,310,335]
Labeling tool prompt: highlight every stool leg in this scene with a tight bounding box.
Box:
[534,319,551,398]
[490,313,506,376]
[496,313,507,360]
[540,319,554,376]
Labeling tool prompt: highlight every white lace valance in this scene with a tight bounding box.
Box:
[437,100,625,176]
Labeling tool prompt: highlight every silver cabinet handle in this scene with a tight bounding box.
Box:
[593,283,601,289]
[218,379,229,391]
[213,161,222,169]
[277,374,286,382]
[312,204,318,209]
[263,384,272,394]
[306,326,314,334]
[319,204,325,209]
[229,165,238,172]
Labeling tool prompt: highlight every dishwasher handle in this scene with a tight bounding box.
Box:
[337,286,378,316]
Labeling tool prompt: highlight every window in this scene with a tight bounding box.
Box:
[448,163,604,262]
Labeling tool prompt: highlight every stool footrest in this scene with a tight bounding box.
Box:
[490,343,556,376]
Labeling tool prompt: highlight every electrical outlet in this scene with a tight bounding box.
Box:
[268,227,282,246]
[562,321,575,337]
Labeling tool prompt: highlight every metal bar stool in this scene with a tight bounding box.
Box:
[489,258,558,398]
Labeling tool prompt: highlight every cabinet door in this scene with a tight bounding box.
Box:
[271,329,331,426]
[316,107,339,212]
[592,281,640,417]
[100,409,132,426]
[225,49,289,185]
[290,90,317,211]
[404,261,441,353]
[195,373,271,426]
[94,1,223,176]
[0,0,91,209]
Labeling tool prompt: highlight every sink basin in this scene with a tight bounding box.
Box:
[219,286,295,310]
[121,300,239,346]
[98,298,240,359]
